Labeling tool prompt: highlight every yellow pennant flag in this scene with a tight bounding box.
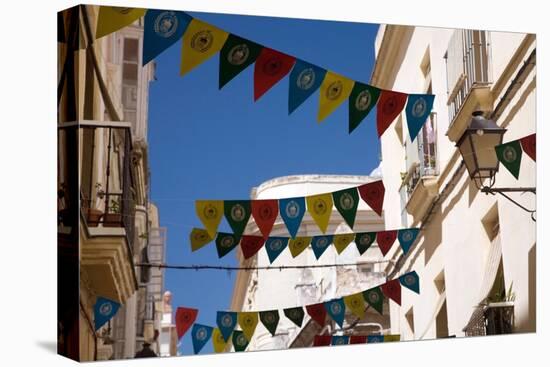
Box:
[384,334,401,342]
[289,236,312,258]
[190,228,213,252]
[180,19,229,76]
[318,71,355,122]
[195,200,224,238]
[333,233,355,254]
[306,193,333,233]
[238,312,259,341]
[95,7,146,39]
[344,292,366,319]
[212,328,227,353]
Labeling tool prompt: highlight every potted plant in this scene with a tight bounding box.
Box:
[86,183,105,227]
[482,282,515,335]
[103,196,122,227]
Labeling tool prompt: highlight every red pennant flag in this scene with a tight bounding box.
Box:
[357,181,385,216]
[376,90,408,137]
[254,48,296,101]
[350,335,367,344]
[240,235,265,259]
[313,335,332,347]
[520,133,536,162]
[251,199,279,238]
[376,230,397,256]
[175,307,198,340]
[306,303,327,327]
[381,279,402,305]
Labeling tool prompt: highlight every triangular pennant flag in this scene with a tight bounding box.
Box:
[376,90,408,137]
[495,140,523,179]
[216,311,237,342]
[333,233,355,254]
[405,94,435,141]
[397,228,420,254]
[377,230,397,256]
[520,133,536,161]
[381,279,402,305]
[332,187,360,229]
[232,330,249,352]
[318,71,355,122]
[311,235,333,260]
[190,228,213,252]
[283,307,305,327]
[344,292,366,319]
[279,197,306,238]
[288,60,327,114]
[324,298,346,327]
[306,303,327,327]
[399,271,420,294]
[357,180,385,216]
[306,193,333,233]
[264,237,289,263]
[95,6,146,39]
[219,34,263,89]
[195,200,224,238]
[384,334,401,342]
[238,312,259,341]
[212,328,228,353]
[367,335,385,343]
[350,335,367,344]
[254,48,296,101]
[180,19,229,76]
[348,82,381,133]
[94,296,121,330]
[355,232,376,255]
[224,200,252,237]
[259,310,280,336]
[289,236,312,258]
[313,335,332,346]
[191,324,213,354]
[175,307,198,340]
[251,199,279,238]
[363,287,384,315]
[240,235,265,259]
[331,335,350,346]
[143,10,192,65]
[215,232,240,258]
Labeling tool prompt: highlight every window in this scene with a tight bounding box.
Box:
[122,38,139,126]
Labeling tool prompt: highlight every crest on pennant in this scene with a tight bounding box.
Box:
[297,68,316,90]
[285,200,300,219]
[339,192,354,210]
[358,233,372,245]
[195,326,208,341]
[154,11,178,38]
[230,204,246,222]
[203,203,218,219]
[382,95,398,114]
[99,302,112,316]
[503,145,518,162]
[220,235,234,248]
[326,80,343,100]
[412,96,427,118]
[191,30,214,52]
[263,57,282,75]
[401,230,414,242]
[269,239,283,251]
[355,89,372,111]
[313,198,328,215]
[227,44,250,65]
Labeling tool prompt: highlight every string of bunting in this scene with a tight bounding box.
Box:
[494,133,536,179]
[190,226,420,262]
[313,333,401,346]
[92,6,435,139]
[174,272,419,354]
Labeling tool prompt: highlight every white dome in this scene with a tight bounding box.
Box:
[369,161,383,178]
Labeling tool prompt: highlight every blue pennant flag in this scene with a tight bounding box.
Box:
[279,197,306,238]
[405,94,435,142]
[399,271,420,294]
[216,311,237,342]
[397,228,420,254]
[331,335,350,346]
[324,298,346,328]
[367,335,385,343]
[191,323,213,354]
[265,237,289,263]
[288,60,327,114]
[311,235,333,259]
[94,296,120,330]
[143,10,192,65]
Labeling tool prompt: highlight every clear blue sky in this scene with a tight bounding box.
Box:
[147,10,380,355]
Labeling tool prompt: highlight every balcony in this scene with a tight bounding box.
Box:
[463,302,514,336]
[445,29,493,142]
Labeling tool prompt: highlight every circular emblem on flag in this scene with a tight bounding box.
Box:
[313,198,328,215]
[285,200,300,219]
[112,7,132,14]
[263,57,282,76]
[196,327,208,341]
[297,68,316,90]
[503,146,518,163]
[227,44,250,66]
[367,291,380,304]
[339,192,355,210]
[221,236,234,248]
[258,204,275,220]
[292,238,307,250]
[269,239,283,251]
[412,97,427,118]
[359,233,372,246]
[401,230,414,242]
[216,332,225,343]
[330,302,342,315]
[243,315,254,326]
[288,309,300,319]
[355,89,372,111]
[230,204,246,222]
[236,333,248,346]
[203,204,218,220]
[404,274,416,286]
[221,314,233,327]
[334,337,346,345]
[264,312,276,323]
[154,11,178,38]
[191,30,213,53]
[315,237,328,248]
[99,302,112,316]
[193,230,209,242]
[326,81,343,100]
[382,96,398,114]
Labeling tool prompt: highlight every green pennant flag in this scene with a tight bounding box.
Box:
[332,187,360,229]
[224,200,252,237]
[232,330,249,352]
[355,232,376,255]
[348,82,380,133]
[215,232,240,258]
[219,34,262,89]
[495,140,523,179]
[283,307,305,327]
[259,310,280,336]
[363,287,384,315]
